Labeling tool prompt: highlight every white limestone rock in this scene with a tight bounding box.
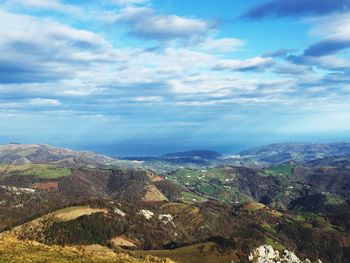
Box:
[248,245,323,263]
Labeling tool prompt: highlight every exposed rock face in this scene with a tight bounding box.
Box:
[248,245,323,263]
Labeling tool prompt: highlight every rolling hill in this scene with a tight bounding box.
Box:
[0,143,117,167]
[0,143,350,262]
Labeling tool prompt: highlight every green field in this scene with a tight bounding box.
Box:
[0,164,71,179]
[168,168,251,203]
[169,168,250,204]
[180,191,206,203]
[261,164,294,177]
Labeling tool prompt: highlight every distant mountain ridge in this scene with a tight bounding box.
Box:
[121,142,350,172]
[238,142,350,165]
[162,150,223,160]
[2,142,350,172]
[121,150,225,173]
[122,150,223,160]
[0,144,116,167]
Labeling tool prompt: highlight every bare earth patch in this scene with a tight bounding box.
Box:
[147,172,166,182]
[110,236,137,248]
[32,181,59,191]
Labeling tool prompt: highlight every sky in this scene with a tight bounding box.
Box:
[1,0,350,156]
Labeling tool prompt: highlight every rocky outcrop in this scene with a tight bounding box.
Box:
[248,245,323,263]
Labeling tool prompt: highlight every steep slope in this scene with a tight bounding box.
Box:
[6,198,346,263]
[58,168,185,202]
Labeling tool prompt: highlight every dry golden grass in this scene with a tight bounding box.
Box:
[52,206,108,221]
[141,185,168,202]
[0,234,173,263]
[243,202,266,212]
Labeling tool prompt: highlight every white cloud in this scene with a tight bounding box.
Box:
[309,13,350,40]
[274,62,312,75]
[110,0,148,6]
[3,0,81,14]
[169,71,260,94]
[201,38,245,52]
[213,57,274,71]
[0,10,113,53]
[298,13,350,58]
[1,7,349,118]
[133,96,163,102]
[111,6,212,41]
[0,10,120,83]
[62,89,98,97]
[29,98,61,106]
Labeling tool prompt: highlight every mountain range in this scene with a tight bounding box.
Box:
[0,142,349,262]
[3,142,350,169]
[120,142,350,172]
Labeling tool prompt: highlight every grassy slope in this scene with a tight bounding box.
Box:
[169,163,344,206]
[52,206,108,221]
[0,164,71,179]
[261,164,294,177]
[141,185,168,202]
[0,234,169,263]
[169,168,251,203]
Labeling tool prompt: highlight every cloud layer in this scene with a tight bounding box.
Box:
[0,0,350,154]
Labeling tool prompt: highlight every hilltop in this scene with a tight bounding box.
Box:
[0,144,116,167]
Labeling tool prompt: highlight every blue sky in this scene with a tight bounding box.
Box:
[1,0,350,156]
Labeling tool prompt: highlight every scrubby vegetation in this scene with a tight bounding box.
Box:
[0,234,171,263]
